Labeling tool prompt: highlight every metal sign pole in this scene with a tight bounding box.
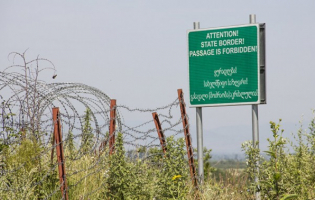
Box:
[196,107,204,183]
[194,21,204,184]
[250,13,261,200]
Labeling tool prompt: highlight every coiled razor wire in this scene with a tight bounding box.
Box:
[0,53,194,199]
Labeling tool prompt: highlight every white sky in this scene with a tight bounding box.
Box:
[1,1,315,154]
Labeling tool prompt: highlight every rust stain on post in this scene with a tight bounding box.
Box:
[98,137,108,156]
[51,130,55,164]
[152,112,167,154]
[177,89,198,188]
[109,99,116,155]
[53,107,69,200]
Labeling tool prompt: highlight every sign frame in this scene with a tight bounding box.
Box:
[187,23,266,107]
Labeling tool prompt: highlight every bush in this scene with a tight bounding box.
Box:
[156,136,189,199]
[2,114,315,199]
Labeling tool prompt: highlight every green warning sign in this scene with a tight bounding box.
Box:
[188,24,261,107]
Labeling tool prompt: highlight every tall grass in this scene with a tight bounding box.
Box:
[1,115,315,199]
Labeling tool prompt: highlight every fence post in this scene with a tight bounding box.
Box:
[53,107,69,200]
[109,99,116,155]
[152,112,167,154]
[51,131,55,164]
[99,137,108,156]
[177,89,198,188]
[20,127,26,140]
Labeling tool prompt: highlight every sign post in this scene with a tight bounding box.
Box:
[194,22,205,184]
[187,15,265,199]
[250,14,261,200]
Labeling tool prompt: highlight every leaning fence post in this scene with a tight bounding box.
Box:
[109,99,116,155]
[51,131,55,164]
[53,107,69,200]
[152,112,167,154]
[177,89,198,188]
[99,137,108,156]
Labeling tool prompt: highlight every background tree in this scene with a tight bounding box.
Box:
[80,107,94,154]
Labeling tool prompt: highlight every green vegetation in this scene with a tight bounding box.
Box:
[242,118,315,199]
[1,113,315,199]
[81,107,94,154]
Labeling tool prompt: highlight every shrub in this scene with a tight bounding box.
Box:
[156,136,189,199]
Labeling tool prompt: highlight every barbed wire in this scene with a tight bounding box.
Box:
[0,54,196,199]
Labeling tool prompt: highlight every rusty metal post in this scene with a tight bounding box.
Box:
[152,112,167,154]
[20,127,26,140]
[51,131,55,164]
[53,107,69,200]
[177,89,198,187]
[98,137,108,156]
[109,99,116,155]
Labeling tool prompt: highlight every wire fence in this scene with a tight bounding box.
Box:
[0,56,197,199]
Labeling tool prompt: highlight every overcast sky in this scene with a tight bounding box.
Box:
[1,1,315,154]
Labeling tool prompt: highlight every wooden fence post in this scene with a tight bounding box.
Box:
[177,89,198,188]
[109,99,116,155]
[53,107,69,200]
[152,112,167,154]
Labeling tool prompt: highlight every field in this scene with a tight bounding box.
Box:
[1,117,315,199]
[1,53,315,199]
